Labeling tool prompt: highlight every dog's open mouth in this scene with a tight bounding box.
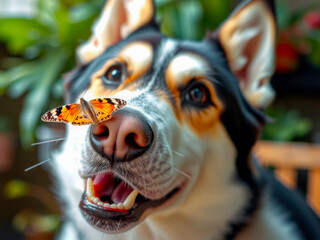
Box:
[79,172,179,232]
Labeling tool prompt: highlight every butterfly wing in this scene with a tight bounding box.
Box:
[71,114,92,125]
[89,98,127,123]
[41,103,92,125]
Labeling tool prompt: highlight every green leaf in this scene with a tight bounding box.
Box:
[3,180,29,199]
[155,0,174,8]
[177,1,202,40]
[308,37,320,65]
[8,73,39,98]
[199,0,231,30]
[12,211,61,233]
[157,0,232,39]
[261,107,312,141]
[0,61,40,92]
[20,49,69,147]
[33,215,61,233]
[36,0,60,31]
[54,4,72,44]
[275,0,291,30]
[69,2,99,22]
[52,78,64,99]
[0,19,49,54]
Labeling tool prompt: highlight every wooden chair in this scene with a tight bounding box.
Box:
[254,141,320,215]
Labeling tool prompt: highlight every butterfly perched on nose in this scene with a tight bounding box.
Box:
[41,98,127,125]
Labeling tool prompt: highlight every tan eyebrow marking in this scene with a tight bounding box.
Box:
[121,42,153,78]
[165,52,223,135]
[165,53,212,121]
[89,41,153,97]
[166,53,211,87]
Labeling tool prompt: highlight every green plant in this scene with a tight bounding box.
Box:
[0,0,105,147]
[156,0,231,40]
[261,106,312,141]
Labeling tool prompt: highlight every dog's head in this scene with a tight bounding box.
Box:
[59,0,276,235]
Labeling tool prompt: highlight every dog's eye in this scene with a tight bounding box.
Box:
[104,64,123,82]
[186,84,209,104]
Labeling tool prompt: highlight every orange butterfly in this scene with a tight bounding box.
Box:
[41,98,127,125]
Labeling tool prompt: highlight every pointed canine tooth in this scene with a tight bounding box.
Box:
[124,190,139,210]
[86,178,95,197]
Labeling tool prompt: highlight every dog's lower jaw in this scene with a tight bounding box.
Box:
[78,184,183,234]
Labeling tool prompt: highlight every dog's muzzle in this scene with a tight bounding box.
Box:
[77,108,183,232]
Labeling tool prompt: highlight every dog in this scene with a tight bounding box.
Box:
[50,0,320,239]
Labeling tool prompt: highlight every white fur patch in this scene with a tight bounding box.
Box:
[121,42,153,77]
[167,53,211,84]
[146,39,177,89]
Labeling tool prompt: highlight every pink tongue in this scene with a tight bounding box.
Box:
[111,181,134,204]
[92,172,134,204]
[93,172,115,197]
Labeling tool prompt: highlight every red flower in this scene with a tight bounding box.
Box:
[276,42,299,73]
[303,10,320,29]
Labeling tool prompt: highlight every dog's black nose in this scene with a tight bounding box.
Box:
[90,108,153,163]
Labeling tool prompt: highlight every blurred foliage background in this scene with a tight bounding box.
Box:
[0,0,106,147]
[0,0,319,238]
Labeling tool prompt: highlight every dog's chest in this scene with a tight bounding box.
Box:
[234,195,303,240]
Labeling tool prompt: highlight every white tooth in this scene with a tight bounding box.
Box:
[86,178,95,197]
[93,197,100,204]
[103,203,110,208]
[124,190,139,210]
[117,203,124,210]
[110,204,117,209]
[98,201,104,206]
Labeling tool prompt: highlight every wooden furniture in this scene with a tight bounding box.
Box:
[253,141,320,215]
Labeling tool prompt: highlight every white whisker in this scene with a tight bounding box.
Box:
[172,150,184,158]
[173,168,192,181]
[24,158,52,172]
[31,137,67,146]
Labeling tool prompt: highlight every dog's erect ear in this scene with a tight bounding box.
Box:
[77,0,154,64]
[217,0,276,109]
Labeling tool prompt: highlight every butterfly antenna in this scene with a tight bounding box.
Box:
[80,85,91,99]
[24,158,52,172]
